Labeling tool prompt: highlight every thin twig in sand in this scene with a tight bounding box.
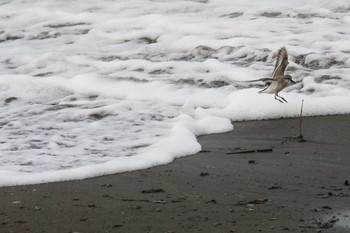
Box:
[282,99,306,143]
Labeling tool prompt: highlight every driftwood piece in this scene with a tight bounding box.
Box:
[226,148,273,155]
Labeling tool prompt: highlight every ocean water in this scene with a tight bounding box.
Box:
[0,0,350,186]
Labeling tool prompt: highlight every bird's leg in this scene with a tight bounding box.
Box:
[274,94,284,103]
[258,85,268,93]
[276,93,288,103]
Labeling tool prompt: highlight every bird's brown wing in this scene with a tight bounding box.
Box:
[272,47,289,79]
[243,78,276,84]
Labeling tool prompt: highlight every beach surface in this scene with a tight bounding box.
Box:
[1,115,350,233]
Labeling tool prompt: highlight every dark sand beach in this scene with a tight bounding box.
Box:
[1,115,350,233]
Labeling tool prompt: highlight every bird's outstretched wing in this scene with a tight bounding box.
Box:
[272,47,289,79]
[243,78,276,84]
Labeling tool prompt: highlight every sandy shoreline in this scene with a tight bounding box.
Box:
[1,115,350,233]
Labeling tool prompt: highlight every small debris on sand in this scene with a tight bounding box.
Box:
[268,185,283,190]
[226,148,273,155]
[141,188,165,194]
[235,198,268,206]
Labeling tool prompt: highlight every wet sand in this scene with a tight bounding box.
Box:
[1,115,350,233]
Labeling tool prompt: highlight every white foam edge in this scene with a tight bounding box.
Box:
[195,88,350,121]
[0,113,232,187]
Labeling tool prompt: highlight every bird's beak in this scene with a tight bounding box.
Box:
[291,80,296,84]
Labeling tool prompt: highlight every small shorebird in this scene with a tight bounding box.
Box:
[249,47,296,103]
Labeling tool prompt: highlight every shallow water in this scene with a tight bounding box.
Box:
[1,0,350,186]
[336,210,350,228]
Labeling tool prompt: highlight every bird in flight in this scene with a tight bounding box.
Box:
[248,47,296,103]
